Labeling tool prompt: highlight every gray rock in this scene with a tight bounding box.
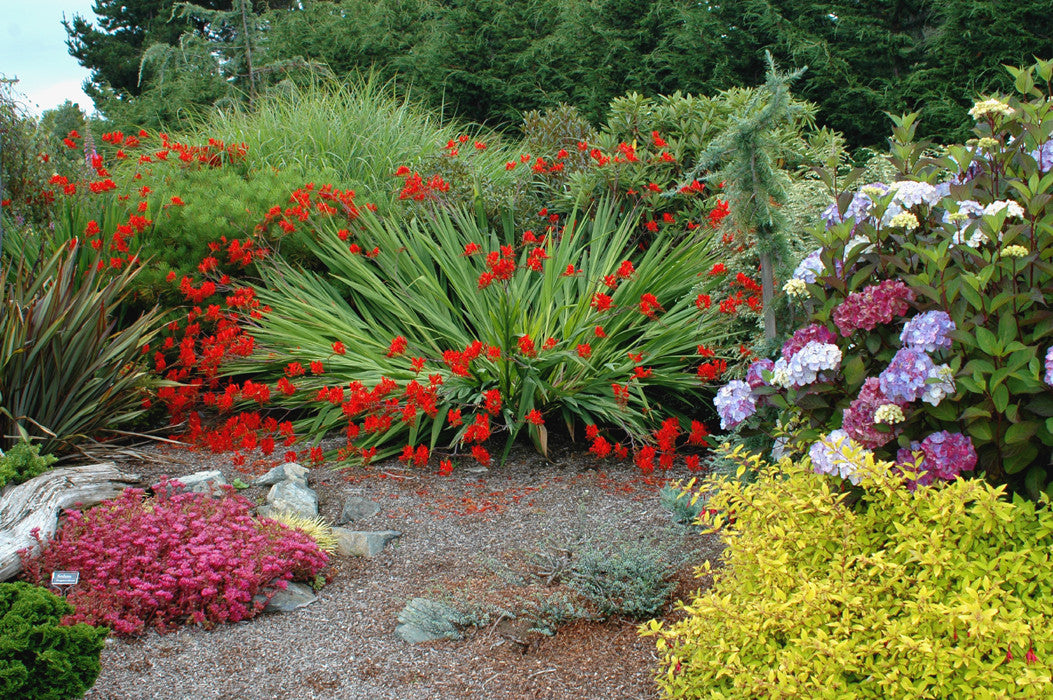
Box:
[172,470,227,494]
[266,480,318,518]
[257,582,317,613]
[331,528,400,558]
[253,462,309,487]
[338,496,381,523]
[395,598,465,643]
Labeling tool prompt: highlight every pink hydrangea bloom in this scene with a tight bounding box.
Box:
[833,280,915,337]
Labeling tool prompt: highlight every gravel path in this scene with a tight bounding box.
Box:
[81,442,720,699]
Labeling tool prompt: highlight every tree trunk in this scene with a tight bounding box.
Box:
[0,463,139,581]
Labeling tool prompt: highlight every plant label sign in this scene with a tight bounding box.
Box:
[51,571,80,586]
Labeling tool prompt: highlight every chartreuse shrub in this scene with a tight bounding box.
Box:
[644,446,1053,698]
[0,441,57,489]
[718,58,1053,496]
[233,199,733,466]
[0,582,107,700]
[21,479,328,636]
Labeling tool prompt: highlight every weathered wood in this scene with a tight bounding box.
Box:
[0,463,140,581]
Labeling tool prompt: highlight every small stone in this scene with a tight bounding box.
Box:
[171,470,227,494]
[331,528,400,557]
[257,582,317,613]
[395,598,464,643]
[338,496,381,523]
[266,480,318,518]
[253,462,309,487]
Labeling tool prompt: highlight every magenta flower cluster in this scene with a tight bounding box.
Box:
[20,479,328,636]
[841,378,906,449]
[833,280,915,337]
[1045,346,1053,385]
[896,431,978,487]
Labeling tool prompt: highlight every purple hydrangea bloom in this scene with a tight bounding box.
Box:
[808,430,866,484]
[922,364,956,406]
[821,184,888,229]
[841,378,905,449]
[781,324,838,361]
[1045,347,1053,385]
[879,347,936,403]
[833,280,915,337]
[746,358,775,389]
[900,311,955,353]
[891,180,941,208]
[896,431,977,487]
[715,380,756,430]
[783,342,841,388]
[792,249,824,284]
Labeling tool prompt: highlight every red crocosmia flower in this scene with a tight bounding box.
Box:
[310,446,324,464]
[639,293,663,319]
[387,336,408,357]
[562,264,580,277]
[685,455,702,472]
[170,196,185,206]
[591,293,613,312]
[651,131,667,148]
[165,271,177,282]
[576,344,592,359]
[662,212,675,224]
[470,445,491,466]
[697,345,715,358]
[696,294,712,310]
[585,425,600,440]
[645,220,659,233]
[614,443,629,459]
[463,242,480,256]
[439,459,454,476]
[590,435,612,458]
[542,337,557,351]
[709,199,730,227]
[394,165,411,177]
[628,352,643,363]
[689,420,710,446]
[410,356,426,373]
[474,141,487,150]
[399,444,415,463]
[616,260,635,279]
[696,359,727,381]
[310,360,324,375]
[486,346,501,361]
[632,366,653,380]
[594,325,606,338]
[525,409,544,426]
[447,409,463,426]
[518,335,537,358]
[483,389,502,415]
[332,340,346,355]
[277,377,296,396]
[709,263,727,276]
[635,446,656,474]
[505,161,517,170]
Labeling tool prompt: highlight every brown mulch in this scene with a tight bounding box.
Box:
[81,439,721,700]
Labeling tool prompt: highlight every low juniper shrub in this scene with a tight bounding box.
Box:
[20,478,328,636]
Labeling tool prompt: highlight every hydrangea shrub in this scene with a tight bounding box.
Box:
[644,447,1053,698]
[718,58,1053,497]
[20,479,328,636]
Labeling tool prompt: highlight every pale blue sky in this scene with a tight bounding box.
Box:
[1,1,99,115]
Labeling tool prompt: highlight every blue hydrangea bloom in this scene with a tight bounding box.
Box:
[879,347,936,403]
[900,311,955,353]
[1045,347,1053,385]
[714,380,756,430]
[891,180,941,208]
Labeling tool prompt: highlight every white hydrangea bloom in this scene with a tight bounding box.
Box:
[983,199,1026,219]
[921,364,956,406]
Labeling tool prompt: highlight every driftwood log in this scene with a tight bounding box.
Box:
[0,463,140,581]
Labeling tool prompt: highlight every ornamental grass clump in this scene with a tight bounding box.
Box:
[644,446,1053,698]
[720,57,1053,497]
[232,198,734,468]
[20,479,328,636]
